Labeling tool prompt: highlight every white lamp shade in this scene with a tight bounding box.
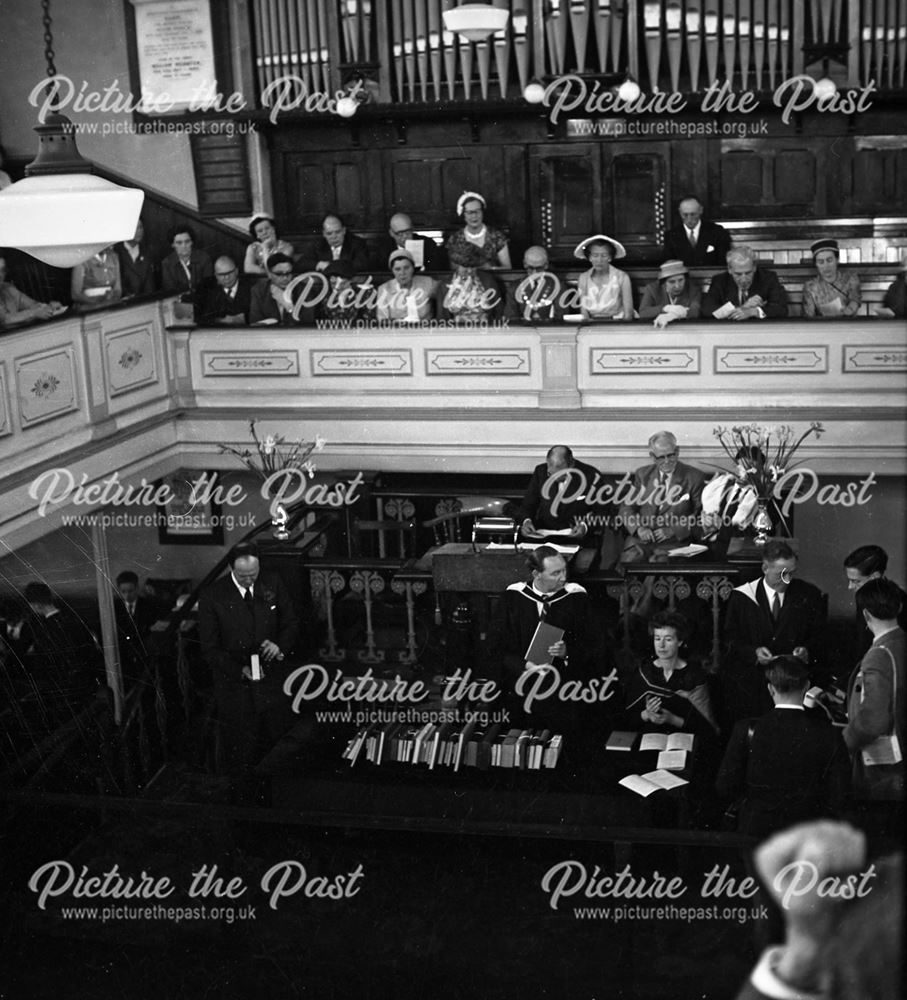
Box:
[442,4,510,42]
[0,173,144,268]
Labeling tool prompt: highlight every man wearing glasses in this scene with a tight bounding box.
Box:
[375,213,444,272]
[618,430,707,563]
[193,255,254,325]
[506,246,564,322]
[249,253,313,326]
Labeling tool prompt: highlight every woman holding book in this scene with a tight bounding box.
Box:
[625,611,718,734]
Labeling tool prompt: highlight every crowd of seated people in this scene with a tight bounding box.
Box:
[2,190,906,330]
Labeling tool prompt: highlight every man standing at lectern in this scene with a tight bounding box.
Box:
[199,543,298,788]
[662,196,731,267]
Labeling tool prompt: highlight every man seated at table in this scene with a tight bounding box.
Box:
[720,540,826,727]
[512,445,606,573]
[702,245,789,320]
[618,430,707,563]
[0,256,63,328]
[505,246,565,323]
[311,213,370,274]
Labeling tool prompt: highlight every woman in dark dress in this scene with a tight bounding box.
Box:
[624,610,718,735]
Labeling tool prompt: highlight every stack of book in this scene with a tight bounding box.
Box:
[341,723,563,771]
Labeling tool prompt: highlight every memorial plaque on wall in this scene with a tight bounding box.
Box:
[129,0,218,110]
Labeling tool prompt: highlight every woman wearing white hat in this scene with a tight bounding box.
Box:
[376,249,437,322]
[444,191,511,270]
[639,259,702,327]
[802,238,862,317]
[574,235,634,321]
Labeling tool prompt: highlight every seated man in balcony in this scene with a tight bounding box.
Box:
[505,246,565,323]
[160,225,214,297]
[875,254,907,318]
[374,212,444,273]
[721,540,826,727]
[198,543,299,791]
[310,213,370,274]
[193,255,255,325]
[702,245,789,320]
[662,196,731,268]
[0,257,64,328]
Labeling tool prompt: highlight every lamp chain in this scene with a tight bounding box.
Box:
[42,0,57,77]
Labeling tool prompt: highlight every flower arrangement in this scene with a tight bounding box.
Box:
[218,420,326,482]
[702,422,824,534]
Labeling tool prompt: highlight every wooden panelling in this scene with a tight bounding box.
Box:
[528,144,604,254]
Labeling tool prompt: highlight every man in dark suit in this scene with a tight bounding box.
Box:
[722,541,827,724]
[373,212,444,273]
[192,255,255,325]
[515,444,604,572]
[662,197,731,267]
[198,543,299,780]
[717,655,849,841]
[702,245,789,319]
[311,213,370,274]
[113,571,163,688]
[618,430,707,562]
[22,582,101,726]
[505,246,565,323]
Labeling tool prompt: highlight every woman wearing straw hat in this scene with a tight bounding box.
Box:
[802,238,862,317]
[639,259,702,327]
[575,234,634,321]
[444,191,511,270]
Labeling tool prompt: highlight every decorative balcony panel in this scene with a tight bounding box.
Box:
[15,345,79,428]
[842,344,907,372]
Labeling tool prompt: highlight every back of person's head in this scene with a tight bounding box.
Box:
[228,542,260,567]
[116,570,139,587]
[23,582,54,607]
[855,577,902,621]
[826,852,903,1000]
[763,654,809,693]
[762,539,796,563]
[844,544,888,576]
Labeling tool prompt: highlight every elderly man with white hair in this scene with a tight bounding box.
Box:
[702,245,789,320]
[506,246,564,322]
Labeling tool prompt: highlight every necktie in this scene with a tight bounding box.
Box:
[127,603,135,619]
[771,593,781,622]
[243,588,253,606]
[688,228,697,248]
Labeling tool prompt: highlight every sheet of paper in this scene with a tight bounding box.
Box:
[639,733,668,751]
[656,749,688,771]
[640,769,689,789]
[404,239,424,268]
[818,297,844,316]
[666,544,710,557]
[712,301,736,318]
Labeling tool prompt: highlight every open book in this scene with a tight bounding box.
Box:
[639,732,694,752]
[619,769,689,797]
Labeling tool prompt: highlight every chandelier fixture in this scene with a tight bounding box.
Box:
[442,3,511,43]
[0,0,143,268]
